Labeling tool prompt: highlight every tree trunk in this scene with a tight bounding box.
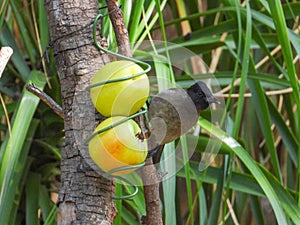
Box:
[44,1,116,224]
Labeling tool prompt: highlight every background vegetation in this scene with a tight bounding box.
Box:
[0,0,299,224]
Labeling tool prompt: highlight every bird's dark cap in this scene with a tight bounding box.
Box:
[194,81,221,105]
[206,96,221,104]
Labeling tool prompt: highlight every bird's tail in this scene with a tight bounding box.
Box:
[147,144,165,164]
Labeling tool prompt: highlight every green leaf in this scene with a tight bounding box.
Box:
[248,79,282,181]
[0,70,46,225]
[10,1,36,64]
[7,120,39,225]
[39,185,56,223]
[266,97,299,167]
[198,118,289,225]
[44,204,57,225]
[26,172,40,225]
[0,1,9,28]
[0,23,30,81]
[206,161,227,225]
[249,196,266,225]
[38,0,50,51]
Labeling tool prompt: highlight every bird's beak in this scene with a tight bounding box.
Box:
[207,96,221,104]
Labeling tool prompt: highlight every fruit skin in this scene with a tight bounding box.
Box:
[88,116,147,175]
[90,60,149,117]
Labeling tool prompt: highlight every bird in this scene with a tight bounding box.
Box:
[147,81,220,163]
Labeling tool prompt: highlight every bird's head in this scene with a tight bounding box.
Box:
[186,81,220,112]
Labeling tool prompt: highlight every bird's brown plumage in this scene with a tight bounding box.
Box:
[147,81,220,162]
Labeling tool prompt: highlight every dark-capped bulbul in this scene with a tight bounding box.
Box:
[147,81,220,163]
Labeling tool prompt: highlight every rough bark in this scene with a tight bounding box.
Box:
[44,1,116,224]
[141,158,163,225]
[106,0,131,57]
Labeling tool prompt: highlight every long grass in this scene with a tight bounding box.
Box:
[0,0,299,224]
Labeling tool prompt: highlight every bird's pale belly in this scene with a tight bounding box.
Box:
[148,88,198,146]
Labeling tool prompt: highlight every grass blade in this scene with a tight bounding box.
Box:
[248,79,282,181]
[39,185,56,223]
[26,172,40,225]
[10,1,36,64]
[0,23,30,81]
[198,117,289,225]
[7,120,39,225]
[0,70,46,225]
[267,97,298,167]
[180,135,194,224]
[207,161,227,225]
[249,196,266,225]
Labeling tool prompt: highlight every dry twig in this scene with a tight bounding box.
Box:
[25,84,64,119]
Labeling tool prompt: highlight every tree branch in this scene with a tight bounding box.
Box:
[105,1,163,224]
[25,84,64,119]
[141,158,164,225]
[106,0,132,57]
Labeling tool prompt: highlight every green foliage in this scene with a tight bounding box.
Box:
[0,1,62,225]
[1,0,300,224]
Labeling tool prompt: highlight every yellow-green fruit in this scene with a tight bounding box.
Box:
[90,60,149,116]
[89,116,147,175]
